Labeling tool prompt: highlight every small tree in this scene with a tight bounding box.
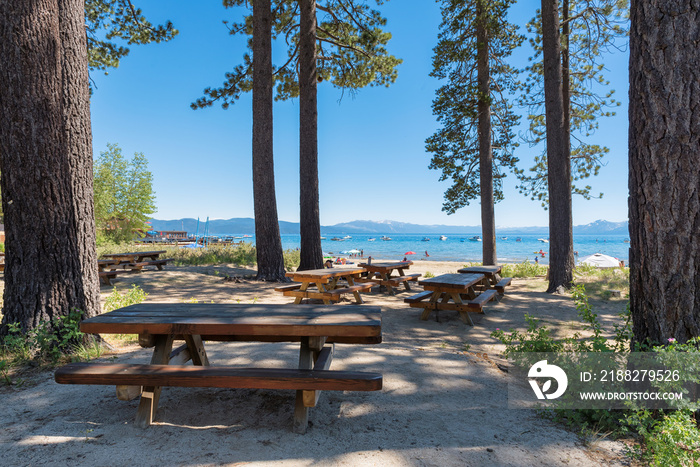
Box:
[426,0,523,265]
[93,143,156,244]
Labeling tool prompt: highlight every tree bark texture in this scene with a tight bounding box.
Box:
[561,0,570,143]
[628,0,700,344]
[252,0,287,281]
[0,0,100,333]
[541,0,574,292]
[476,0,496,266]
[59,0,100,319]
[298,0,323,271]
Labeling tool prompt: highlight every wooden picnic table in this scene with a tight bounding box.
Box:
[404,273,497,325]
[279,267,375,304]
[457,265,512,294]
[356,261,420,295]
[103,250,167,264]
[55,303,383,433]
[98,251,172,285]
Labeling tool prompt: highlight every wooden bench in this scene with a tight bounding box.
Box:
[404,290,433,304]
[55,362,382,394]
[495,277,513,294]
[98,269,137,286]
[388,274,421,287]
[274,283,302,293]
[465,289,497,311]
[130,258,173,271]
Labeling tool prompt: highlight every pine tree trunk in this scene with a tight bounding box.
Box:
[541,0,574,293]
[59,0,101,318]
[252,0,286,281]
[0,0,99,333]
[476,0,496,266]
[298,0,323,271]
[629,0,700,344]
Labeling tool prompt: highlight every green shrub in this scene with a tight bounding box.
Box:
[103,285,148,312]
[424,271,435,279]
[641,410,700,466]
[283,249,300,271]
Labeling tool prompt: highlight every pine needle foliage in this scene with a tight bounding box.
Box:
[426,0,524,214]
[516,0,628,206]
[191,0,401,109]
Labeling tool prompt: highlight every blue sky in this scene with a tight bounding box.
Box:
[90,0,630,228]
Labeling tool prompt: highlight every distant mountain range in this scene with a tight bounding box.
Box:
[148,218,629,236]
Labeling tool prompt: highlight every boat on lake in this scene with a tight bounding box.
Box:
[469,236,482,242]
[440,235,448,241]
[380,236,392,241]
[421,237,430,242]
[368,237,376,242]
[538,238,549,243]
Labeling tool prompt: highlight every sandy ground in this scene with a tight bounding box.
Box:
[0,260,635,466]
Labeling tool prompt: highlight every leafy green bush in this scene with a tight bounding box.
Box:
[491,284,631,357]
[1,308,88,367]
[492,286,699,465]
[641,410,700,466]
[424,271,435,279]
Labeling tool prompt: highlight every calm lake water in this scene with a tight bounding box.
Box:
[269,233,629,264]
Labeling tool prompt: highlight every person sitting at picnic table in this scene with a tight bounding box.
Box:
[324,259,333,268]
[403,256,407,262]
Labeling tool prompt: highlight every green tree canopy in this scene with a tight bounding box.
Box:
[94,143,156,243]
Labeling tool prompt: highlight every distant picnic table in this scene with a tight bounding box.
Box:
[356,261,420,295]
[98,250,172,285]
[404,273,497,326]
[54,303,383,433]
[278,267,375,304]
[457,265,512,295]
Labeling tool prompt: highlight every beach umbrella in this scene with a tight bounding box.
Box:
[579,253,621,268]
[405,251,416,255]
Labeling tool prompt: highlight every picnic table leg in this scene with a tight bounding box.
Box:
[295,282,310,304]
[420,291,441,320]
[451,293,474,326]
[293,337,313,434]
[317,282,332,305]
[184,335,210,366]
[135,334,174,428]
[397,268,412,291]
[346,276,364,304]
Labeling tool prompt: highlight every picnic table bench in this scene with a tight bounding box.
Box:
[55,303,383,433]
[281,267,375,304]
[355,261,420,295]
[405,273,497,325]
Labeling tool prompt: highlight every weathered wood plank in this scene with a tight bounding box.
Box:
[54,362,383,391]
